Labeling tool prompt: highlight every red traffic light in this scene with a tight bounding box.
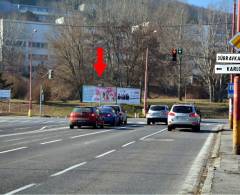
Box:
[172,48,177,61]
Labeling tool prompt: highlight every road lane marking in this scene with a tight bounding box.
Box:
[51,162,87,177]
[0,147,28,154]
[40,139,62,145]
[122,141,136,148]
[40,126,47,130]
[4,183,36,195]
[139,128,167,140]
[95,150,116,158]
[3,138,25,142]
[70,130,111,139]
[0,126,68,138]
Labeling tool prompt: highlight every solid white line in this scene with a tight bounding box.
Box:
[40,139,62,145]
[0,146,28,154]
[70,130,111,139]
[122,141,136,148]
[3,138,25,142]
[0,126,68,138]
[4,183,36,195]
[179,125,221,194]
[51,162,87,177]
[140,128,167,140]
[95,150,116,158]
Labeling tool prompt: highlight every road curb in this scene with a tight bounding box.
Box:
[179,125,222,195]
[201,128,222,194]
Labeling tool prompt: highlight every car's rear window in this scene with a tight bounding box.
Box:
[73,107,93,113]
[172,106,193,113]
[100,107,113,113]
[111,106,120,112]
[150,106,166,111]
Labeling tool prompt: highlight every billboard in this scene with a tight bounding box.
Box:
[82,86,141,105]
[0,90,11,100]
[82,85,117,103]
[117,88,141,105]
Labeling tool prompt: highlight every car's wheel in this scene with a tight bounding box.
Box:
[147,119,151,125]
[152,121,155,125]
[193,125,200,132]
[77,125,81,129]
[168,126,173,131]
[70,125,74,129]
[100,124,104,129]
[124,119,127,125]
[93,122,98,129]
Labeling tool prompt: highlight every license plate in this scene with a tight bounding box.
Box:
[176,116,188,120]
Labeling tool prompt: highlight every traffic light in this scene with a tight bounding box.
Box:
[172,48,177,61]
[177,48,183,55]
[48,69,53,79]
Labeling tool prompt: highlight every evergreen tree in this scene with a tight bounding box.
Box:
[0,72,12,89]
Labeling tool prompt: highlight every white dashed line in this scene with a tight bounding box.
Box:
[140,128,167,141]
[51,162,87,177]
[70,130,111,139]
[39,126,47,130]
[40,139,62,145]
[4,183,36,195]
[122,141,136,148]
[95,150,116,158]
[0,146,28,154]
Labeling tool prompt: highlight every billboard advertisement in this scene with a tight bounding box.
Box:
[82,86,141,105]
[82,85,117,103]
[117,88,141,105]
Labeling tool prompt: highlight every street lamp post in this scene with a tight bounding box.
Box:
[28,29,37,117]
[143,47,149,115]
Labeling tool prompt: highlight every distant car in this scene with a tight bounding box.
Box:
[167,104,201,131]
[99,106,120,126]
[105,105,127,125]
[69,106,104,129]
[146,105,169,125]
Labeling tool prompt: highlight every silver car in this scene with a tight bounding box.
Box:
[167,104,201,131]
[146,105,169,125]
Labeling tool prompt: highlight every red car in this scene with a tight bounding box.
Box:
[69,106,104,129]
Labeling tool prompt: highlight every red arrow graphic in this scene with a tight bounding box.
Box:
[94,48,107,78]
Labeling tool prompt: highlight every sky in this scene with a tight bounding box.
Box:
[186,0,223,8]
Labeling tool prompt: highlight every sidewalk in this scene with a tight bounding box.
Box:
[202,125,240,194]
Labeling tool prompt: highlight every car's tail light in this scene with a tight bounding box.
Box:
[107,114,111,117]
[91,113,96,117]
[189,113,199,118]
[70,112,77,120]
[168,112,175,116]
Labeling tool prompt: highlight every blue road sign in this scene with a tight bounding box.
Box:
[228,83,234,98]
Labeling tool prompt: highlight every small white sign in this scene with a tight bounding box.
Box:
[0,90,11,100]
[215,64,240,74]
[216,53,240,63]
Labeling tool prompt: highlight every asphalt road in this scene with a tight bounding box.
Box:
[0,116,226,194]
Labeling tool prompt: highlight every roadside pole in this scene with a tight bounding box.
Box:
[233,76,240,154]
[230,0,237,129]
[233,0,240,154]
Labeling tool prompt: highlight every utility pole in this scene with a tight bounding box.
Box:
[233,0,240,154]
[143,47,149,115]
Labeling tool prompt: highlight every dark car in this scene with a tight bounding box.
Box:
[105,105,127,125]
[69,106,104,129]
[99,106,120,126]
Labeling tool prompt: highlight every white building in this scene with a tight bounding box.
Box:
[0,18,55,73]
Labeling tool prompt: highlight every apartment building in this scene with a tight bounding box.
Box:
[0,18,54,73]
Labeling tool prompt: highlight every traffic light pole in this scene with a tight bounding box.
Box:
[178,55,182,101]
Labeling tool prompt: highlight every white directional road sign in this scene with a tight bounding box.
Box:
[215,64,240,74]
[216,53,240,63]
